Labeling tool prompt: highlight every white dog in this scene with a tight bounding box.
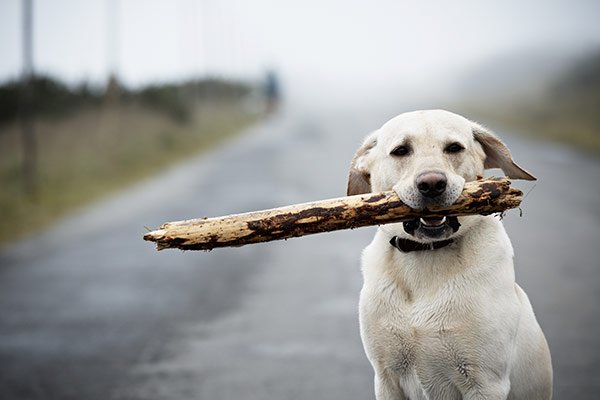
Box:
[348,110,552,400]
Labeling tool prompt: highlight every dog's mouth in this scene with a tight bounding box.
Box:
[403,216,461,240]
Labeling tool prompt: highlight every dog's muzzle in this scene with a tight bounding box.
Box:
[403,216,461,240]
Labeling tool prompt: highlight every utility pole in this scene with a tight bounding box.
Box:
[21,0,37,196]
[105,0,120,102]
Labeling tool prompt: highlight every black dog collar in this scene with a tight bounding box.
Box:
[390,236,454,253]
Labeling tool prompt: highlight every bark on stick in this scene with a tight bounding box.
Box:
[144,177,522,251]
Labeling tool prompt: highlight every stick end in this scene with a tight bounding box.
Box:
[143,229,166,242]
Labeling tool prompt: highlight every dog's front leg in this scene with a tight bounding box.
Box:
[461,377,510,400]
[374,372,406,400]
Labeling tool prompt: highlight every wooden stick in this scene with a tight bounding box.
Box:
[144,177,522,251]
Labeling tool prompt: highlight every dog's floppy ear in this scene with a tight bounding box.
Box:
[347,131,378,195]
[472,123,536,181]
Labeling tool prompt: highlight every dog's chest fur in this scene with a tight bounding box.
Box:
[359,221,518,399]
[361,285,479,398]
[361,276,479,397]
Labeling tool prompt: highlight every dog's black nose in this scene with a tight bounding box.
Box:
[416,172,447,198]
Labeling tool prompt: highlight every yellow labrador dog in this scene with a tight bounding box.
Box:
[348,110,552,400]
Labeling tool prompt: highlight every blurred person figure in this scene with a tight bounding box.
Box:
[264,69,280,114]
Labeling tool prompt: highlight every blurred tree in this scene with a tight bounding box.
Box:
[0,75,100,123]
[552,49,600,124]
[104,74,122,104]
[0,76,253,125]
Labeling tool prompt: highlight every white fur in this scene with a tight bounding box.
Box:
[351,110,552,400]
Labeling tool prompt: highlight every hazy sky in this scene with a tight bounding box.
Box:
[1,0,600,94]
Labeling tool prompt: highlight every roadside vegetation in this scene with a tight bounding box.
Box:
[464,49,600,153]
[0,76,263,244]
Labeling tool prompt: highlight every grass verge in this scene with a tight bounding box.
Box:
[0,101,260,244]
[464,103,600,155]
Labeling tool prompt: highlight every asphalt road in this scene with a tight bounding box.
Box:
[0,101,598,399]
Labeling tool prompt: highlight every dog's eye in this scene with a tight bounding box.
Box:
[390,145,410,157]
[445,142,465,154]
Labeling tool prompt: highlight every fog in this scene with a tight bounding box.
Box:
[2,0,600,103]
